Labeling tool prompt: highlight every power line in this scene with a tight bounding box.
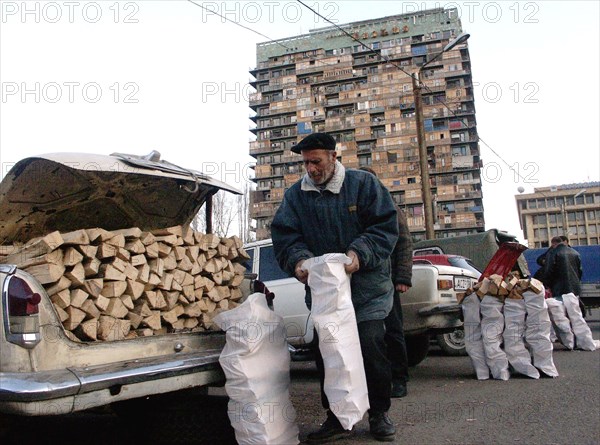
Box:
[295,0,415,79]
[186,0,292,51]
[295,0,541,192]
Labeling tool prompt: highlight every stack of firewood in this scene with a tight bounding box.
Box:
[0,226,251,342]
[458,274,544,303]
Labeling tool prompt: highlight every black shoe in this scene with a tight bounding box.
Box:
[369,411,396,442]
[391,380,407,398]
[307,412,352,444]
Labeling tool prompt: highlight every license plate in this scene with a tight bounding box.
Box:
[454,277,471,291]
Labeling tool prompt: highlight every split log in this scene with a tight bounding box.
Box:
[61,229,90,245]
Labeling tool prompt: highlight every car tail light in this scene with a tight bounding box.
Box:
[437,279,454,290]
[2,272,42,348]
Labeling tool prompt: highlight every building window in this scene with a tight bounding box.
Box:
[358,154,372,166]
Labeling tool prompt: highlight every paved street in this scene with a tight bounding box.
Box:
[290,311,600,445]
[1,312,598,445]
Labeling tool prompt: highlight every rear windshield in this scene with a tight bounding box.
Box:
[448,257,481,275]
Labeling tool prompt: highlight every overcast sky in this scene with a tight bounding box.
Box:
[1,1,598,243]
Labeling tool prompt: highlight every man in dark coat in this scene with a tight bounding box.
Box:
[359,166,413,398]
[271,133,399,443]
[543,236,583,300]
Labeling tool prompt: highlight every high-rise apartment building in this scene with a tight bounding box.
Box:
[515,182,600,248]
[249,8,484,241]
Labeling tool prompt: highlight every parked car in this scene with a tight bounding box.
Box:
[412,254,482,356]
[0,152,241,418]
[243,239,480,366]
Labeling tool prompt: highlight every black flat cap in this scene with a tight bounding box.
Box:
[291,132,336,154]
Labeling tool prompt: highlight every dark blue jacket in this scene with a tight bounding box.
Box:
[271,168,399,322]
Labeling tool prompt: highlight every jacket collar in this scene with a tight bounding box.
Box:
[301,161,345,194]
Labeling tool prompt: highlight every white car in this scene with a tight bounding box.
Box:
[243,239,480,366]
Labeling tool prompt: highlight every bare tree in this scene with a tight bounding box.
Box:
[237,181,255,243]
[191,191,238,238]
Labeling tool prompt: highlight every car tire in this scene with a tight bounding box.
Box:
[436,328,467,356]
[406,333,430,367]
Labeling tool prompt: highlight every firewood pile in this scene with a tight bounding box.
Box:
[458,273,543,303]
[0,226,251,342]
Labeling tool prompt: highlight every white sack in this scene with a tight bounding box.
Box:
[562,293,597,351]
[303,254,369,430]
[461,293,490,380]
[503,298,540,379]
[523,289,559,377]
[545,298,574,350]
[213,293,299,445]
[480,295,510,380]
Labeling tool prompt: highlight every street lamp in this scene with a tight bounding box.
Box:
[413,32,470,239]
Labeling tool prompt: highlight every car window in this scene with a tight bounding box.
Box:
[259,245,290,281]
[448,257,481,275]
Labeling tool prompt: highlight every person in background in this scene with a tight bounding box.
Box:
[359,166,412,398]
[542,235,583,301]
[271,133,399,443]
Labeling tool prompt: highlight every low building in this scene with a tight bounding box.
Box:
[515,182,600,247]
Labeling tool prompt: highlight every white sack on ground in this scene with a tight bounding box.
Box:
[462,293,490,380]
[523,289,559,377]
[503,298,540,379]
[214,293,299,445]
[480,295,510,380]
[545,298,574,350]
[562,293,597,351]
[303,254,369,430]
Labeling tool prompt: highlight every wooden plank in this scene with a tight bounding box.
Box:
[126,279,145,300]
[61,229,90,245]
[45,276,72,297]
[130,254,147,267]
[184,302,203,317]
[50,289,71,309]
[141,311,161,331]
[99,264,126,281]
[126,311,143,329]
[106,297,129,319]
[65,263,86,287]
[78,245,98,259]
[25,263,65,284]
[97,243,117,259]
[145,242,159,259]
[163,250,178,271]
[83,278,104,297]
[86,228,113,243]
[111,227,142,239]
[102,281,128,298]
[140,232,156,246]
[83,257,101,277]
[81,298,101,320]
[70,288,89,308]
[93,294,110,312]
[152,226,183,237]
[63,247,83,267]
[177,256,193,272]
[132,301,153,318]
[154,234,179,246]
[63,306,86,331]
[77,319,98,341]
[8,250,63,269]
[119,294,134,311]
[6,231,64,263]
[125,239,146,254]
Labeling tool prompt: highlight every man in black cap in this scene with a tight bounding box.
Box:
[271,132,399,443]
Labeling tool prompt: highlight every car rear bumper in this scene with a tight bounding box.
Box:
[0,349,223,412]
